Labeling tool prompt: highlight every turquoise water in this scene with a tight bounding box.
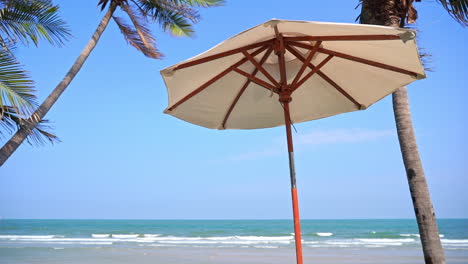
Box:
[0,219,467,250]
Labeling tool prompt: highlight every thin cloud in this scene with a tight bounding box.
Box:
[228,128,394,161]
[295,128,394,146]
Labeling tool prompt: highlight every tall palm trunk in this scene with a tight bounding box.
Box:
[0,3,118,166]
[360,1,445,263]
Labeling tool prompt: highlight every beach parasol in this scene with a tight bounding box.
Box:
[159,19,425,264]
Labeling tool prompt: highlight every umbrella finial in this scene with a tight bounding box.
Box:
[263,19,282,28]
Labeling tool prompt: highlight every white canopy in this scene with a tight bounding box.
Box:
[161,19,425,130]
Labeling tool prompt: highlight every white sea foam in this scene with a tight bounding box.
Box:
[234,236,293,241]
[15,238,115,242]
[356,238,415,243]
[7,233,464,249]
[323,240,405,247]
[143,234,160,238]
[112,234,139,238]
[0,235,56,239]
[143,235,293,245]
[316,232,333,237]
[92,234,110,238]
[400,234,419,237]
[400,233,444,238]
[325,241,365,245]
[441,239,468,244]
[14,241,113,245]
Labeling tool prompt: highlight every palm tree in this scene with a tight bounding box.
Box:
[0,0,70,145]
[0,0,223,166]
[359,1,467,263]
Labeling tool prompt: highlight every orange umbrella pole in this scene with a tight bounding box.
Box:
[282,100,304,264]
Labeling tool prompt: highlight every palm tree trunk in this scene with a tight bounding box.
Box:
[0,2,118,166]
[360,1,445,263]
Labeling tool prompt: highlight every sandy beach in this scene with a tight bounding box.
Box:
[2,246,468,264]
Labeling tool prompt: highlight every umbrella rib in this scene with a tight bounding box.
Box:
[286,45,363,109]
[173,39,275,71]
[288,41,419,78]
[232,68,277,91]
[221,46,274,129]
[292,54,334,92]
[291,41,322,88]
[276,32,288,87]
[284,34,402,42]
[167,45,270,112]
[241,50,280,88]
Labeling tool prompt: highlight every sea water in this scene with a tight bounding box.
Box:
[0,219,467,263]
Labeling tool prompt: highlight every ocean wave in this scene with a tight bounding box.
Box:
[356,238,415,243]
[143,234,160,238]
[112,234,139,238]
[2,233,467,249]
[400,234,444,238]
[441,239,468,244]
[92,234,110,238]
[0,235,57,239]
[316,232,333,237]
[34,242,113,245]
[0,234,294,246]
[145,235,293,245]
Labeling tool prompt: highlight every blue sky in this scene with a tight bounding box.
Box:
[0,0,466,219]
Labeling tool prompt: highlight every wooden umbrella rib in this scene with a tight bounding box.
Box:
[173,39,275,71]
[277,33,287,87]
[233,68,277,91]
[291,41,322,88]
[284,34,401,42]
[288,41,419,77]
[292,54,334,91]
[316,70,362,109]
[286,45,362,109]
[221,47,274,129]
[242,50,279,87]
[167,45,270,111]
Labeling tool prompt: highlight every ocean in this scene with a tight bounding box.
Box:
[1,219,467,263]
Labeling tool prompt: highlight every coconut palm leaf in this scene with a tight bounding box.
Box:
[160,0,224,8]
[0,105,58,145]
[115,3,161,58]
[136,0,197,36]
[0,45,35,116]
[0,0,71,47]
[437,0,468,26]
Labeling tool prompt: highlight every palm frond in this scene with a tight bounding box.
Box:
[136,0,200,36]
[113,15,161,58]
[0,105,59,145]
[0,44,36,117]
[0,0,71,46]
[166,0,224,8]
[25,118,59,145]
[437,0,468,26]
[98,0,128,11]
